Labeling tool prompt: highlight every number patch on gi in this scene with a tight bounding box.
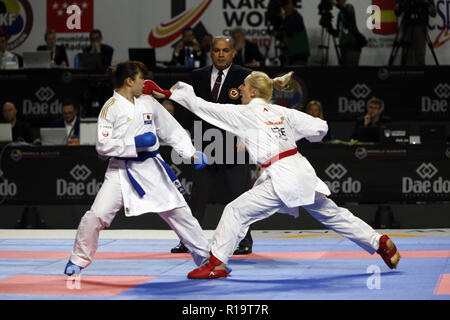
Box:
[143,113,153,124]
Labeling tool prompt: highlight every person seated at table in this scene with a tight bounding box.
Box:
[82,29,114,67]
[169,28,204,67]
[0,32,19,69]
[51,99,80,144]
[351,97,391,143]
[199,33,213,67]
[230,27,265,67]
[298,100,333,145]
[37,29,69,67]
[1,101,34,143]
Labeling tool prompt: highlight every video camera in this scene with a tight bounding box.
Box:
[396,0,434,24]
[318,0,335,34]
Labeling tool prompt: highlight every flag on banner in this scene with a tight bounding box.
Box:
[46,0,93,33]
[373,0,397,35]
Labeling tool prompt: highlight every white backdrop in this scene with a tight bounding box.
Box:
[5,0,450,67]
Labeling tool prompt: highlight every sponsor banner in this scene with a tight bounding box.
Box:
[1,144,449,205]
[1,66,449,126]
[2,0,450,66]
[300,144,450,203]
[0,69,113,126]
[1,145,108,204]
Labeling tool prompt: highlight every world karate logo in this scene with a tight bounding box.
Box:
[228,88,239,100]
[1,0,33,50]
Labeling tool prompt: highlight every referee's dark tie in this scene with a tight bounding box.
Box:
[211,70,223,102]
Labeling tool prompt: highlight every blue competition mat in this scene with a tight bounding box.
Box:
[0,233,449,300]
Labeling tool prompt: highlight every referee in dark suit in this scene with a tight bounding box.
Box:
[171,36,254,255]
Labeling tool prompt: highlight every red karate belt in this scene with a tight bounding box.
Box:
[261,148,298,168]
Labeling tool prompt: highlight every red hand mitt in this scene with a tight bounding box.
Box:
[143,80,172,98]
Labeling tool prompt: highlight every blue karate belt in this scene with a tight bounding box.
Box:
[116,150,186,198]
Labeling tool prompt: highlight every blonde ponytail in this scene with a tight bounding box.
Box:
[272,71,294,91]
[246,71,294,102]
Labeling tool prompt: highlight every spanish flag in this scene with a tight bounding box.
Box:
[373,0,397,35]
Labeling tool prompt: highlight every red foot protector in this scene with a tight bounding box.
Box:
[143,80,172,98]
[377,235,400,269]
[188,253,229,279]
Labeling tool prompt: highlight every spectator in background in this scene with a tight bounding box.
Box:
[305,100,324,119]
[281,0,310,65]
[1,101,34,143]
[37,29,69,67]
[200,33,213,67]
[301,100,332,142]
[170,28,204,67]
[0,32,18,69]
[351,97,391,142]
[51,99,80,144]
[83,29,114,67]
[331,0,366,66]
[230,27,265,67]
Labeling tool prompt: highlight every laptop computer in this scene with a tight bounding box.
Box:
[128,48,156,69]
[77,53,102,69]
[40,127,68,145]
[0,123,12,142]
[420,125,447,145]
[23,51,51,68]
[356,126,381,143]
[380,124,410,144]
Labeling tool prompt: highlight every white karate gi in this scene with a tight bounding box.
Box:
[170,82,382,265]
[69,91,209,268]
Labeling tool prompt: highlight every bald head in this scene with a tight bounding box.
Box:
[213,36,234,49]
[2,102,17,123]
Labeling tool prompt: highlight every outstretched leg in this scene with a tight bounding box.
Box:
[303,192,401,268]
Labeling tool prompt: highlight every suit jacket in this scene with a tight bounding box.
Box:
[83,44,114,67]
[233,40,265,67]
[188,63,252,162]
[37,45,69,66]
[351,115,392,142]
[51,117,80,139]
[12,120,34,143]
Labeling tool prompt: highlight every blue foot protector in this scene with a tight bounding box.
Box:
[225,266,232,275]
[64,260,83,275]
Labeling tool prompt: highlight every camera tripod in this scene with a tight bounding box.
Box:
[319,26,342,66]
[263,25,288,66]
[388,13,439,66]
